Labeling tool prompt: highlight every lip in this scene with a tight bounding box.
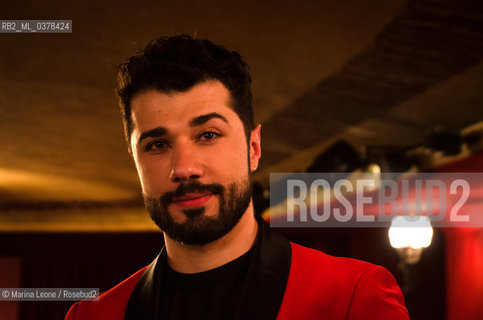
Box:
[171,193,213,208]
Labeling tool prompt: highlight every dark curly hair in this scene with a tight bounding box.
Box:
[116,34,254,146]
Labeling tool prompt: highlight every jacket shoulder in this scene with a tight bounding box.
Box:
[65,266,148,320]
[288,242,380,290]
[276,242,409,320]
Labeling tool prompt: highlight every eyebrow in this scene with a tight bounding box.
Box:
[137,113,230,146]
[137,127,167,146]
[189,112,229,127]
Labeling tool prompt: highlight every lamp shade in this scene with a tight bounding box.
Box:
[388,216,433,249]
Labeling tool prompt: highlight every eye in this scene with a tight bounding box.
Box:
[198,131,220,142]
[144,140,169,153]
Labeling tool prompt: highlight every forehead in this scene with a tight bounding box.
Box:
[130,80,237,127]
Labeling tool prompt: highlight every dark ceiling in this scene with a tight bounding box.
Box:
[1,0,482,208]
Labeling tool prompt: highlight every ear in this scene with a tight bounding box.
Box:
[249,124,262,172]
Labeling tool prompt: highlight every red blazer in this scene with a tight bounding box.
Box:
[66,242,408,320]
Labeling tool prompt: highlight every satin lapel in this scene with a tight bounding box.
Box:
[235,216,292,320]
[125,248,165,320]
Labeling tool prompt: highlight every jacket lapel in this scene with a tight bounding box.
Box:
[235,216,291,320]
[124,249,164,319]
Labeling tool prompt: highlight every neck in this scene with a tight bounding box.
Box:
[163,203,258,274]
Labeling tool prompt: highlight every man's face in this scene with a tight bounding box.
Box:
[129,80,261,245]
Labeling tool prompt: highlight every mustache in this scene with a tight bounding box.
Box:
[160,181,225,205]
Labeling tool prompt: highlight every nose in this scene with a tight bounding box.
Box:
[169,142,203,183]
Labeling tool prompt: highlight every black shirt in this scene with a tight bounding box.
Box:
[158,248,253,320]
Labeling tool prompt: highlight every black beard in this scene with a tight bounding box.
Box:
[144,178,252,245]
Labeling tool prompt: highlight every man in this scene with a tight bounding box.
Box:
[66,35,409,319]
